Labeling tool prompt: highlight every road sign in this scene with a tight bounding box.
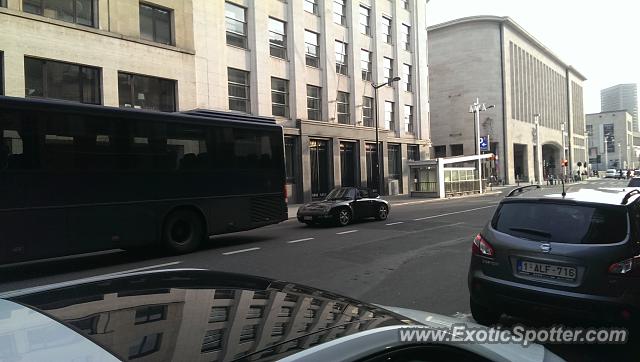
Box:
[479,136,490,152]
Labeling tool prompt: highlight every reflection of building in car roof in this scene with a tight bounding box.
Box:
[36,282,402,361]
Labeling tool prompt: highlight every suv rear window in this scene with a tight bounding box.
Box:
[492,202,628,244]
[628,178,640,187]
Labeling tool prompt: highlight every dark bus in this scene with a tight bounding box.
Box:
[0,96,287,264]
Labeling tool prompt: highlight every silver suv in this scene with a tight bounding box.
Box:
[468,185,640,325]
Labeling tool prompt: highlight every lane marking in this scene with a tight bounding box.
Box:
[287,237,315,244]
[385,221,404,226]
[222,247,261,255]
[103,261,182,276]
[336,230,358,235]
[412,205,496,221]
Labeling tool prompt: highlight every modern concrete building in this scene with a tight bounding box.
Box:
[427,16,587,184]
[601,83,639,132]
[586,110,637,171]
[0,0,432,203]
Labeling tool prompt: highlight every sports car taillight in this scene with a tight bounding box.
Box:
[472,234,495,257]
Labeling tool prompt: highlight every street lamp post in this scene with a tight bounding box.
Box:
[534,114,542,185]
[373,76,401,195]
[604,137,608,170]
[560,122,566,180]
[618,142,622,171]
[468,98,494,193]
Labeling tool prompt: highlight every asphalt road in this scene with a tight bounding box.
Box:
[0,177,635,361]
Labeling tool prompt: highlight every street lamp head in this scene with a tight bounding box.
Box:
[392,76,401,82]
[480,104,487,111]
[486,105,496,109]
[533,113,540,117]
[468,105,474,113]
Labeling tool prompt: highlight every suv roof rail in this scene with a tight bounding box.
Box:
[506,184,541,197]
[621,189,640,205]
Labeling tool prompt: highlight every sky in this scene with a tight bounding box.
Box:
[426,0,640,114]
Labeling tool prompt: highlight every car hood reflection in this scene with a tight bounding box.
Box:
[8,270,412,362]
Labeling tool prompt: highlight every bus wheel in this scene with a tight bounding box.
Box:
[162,209,205,254]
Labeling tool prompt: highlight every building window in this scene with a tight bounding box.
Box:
[0,0,5,7]
[450,144,464,156]
[359,5,370,35]
[307,85,321,121]
[360,49,372,81]
[384,101,394,131]
[401,0,409,9]
[225,2,247,49]
[362,96,374,127]
[337,91,350,124]
[271,77,289,118]
[25,57,101,104]
[335,41,348,75]
[228,67,250,113]
[117,72,176,112]
[404,105,413,133]
[139,3,172,45]
[434,145,446,158]
[388,144,401,184]
[135,305,167,325]
[586,124,593,137]
[23,0,95,27]
[285,137,297,184]
[304,0,318,14]
[0,52,3,96]
[402,64,412,92]
[128,333,162,360]
[408,145,419,161]
[269,18,287,59]
[304,30,320,68]
[381,16,392,44]
[401,23,411,51]
[383,57,393,84]
[333,0,346,26]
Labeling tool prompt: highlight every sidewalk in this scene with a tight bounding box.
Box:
[286,190,502,219]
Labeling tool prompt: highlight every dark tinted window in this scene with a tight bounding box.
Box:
[128,333,162,359]
[24,0,95,27]
[493,202,628,244]
[140,3,172,45]
[25,57,101,104]
[629,178,640,187]
[1,111,41,170]
[118,72,176,112]
[233,128,275,169]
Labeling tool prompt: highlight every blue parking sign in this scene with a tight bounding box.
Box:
[480,136,489,151]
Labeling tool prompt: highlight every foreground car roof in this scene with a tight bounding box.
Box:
[4,269,411,362]
[505,186,640,206]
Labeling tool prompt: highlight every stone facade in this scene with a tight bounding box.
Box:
[0,0,431,203]
[428,16,587,183]
[586,111,636,170]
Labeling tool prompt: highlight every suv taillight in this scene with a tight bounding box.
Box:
[472,234,495,257]
[608,255,640,275]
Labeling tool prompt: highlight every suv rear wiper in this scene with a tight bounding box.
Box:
[509,227,552,238]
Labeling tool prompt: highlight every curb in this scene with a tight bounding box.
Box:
[287,191,503,219]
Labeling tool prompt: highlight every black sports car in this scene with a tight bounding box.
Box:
[296,187,390,226]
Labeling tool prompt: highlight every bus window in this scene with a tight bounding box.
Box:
[1,112,40,170]
[233,128,274,169]
[166,123,208,171]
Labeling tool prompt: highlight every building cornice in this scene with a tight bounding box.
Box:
[428,15,587,81]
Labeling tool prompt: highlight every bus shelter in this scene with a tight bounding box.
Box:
[408,154,494,198]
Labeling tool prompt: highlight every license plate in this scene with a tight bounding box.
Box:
[303,216,313,221]
[517,260,577,281]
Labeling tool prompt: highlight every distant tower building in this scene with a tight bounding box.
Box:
[601,83,639,132]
